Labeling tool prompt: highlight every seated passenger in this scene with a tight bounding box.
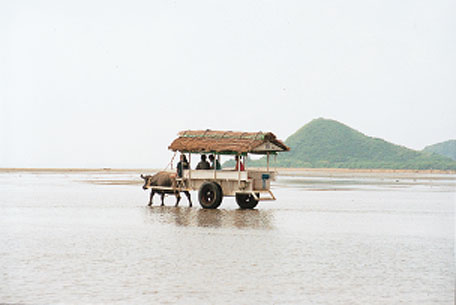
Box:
[196,154,210,170]
[176,154,189,178]
[209,154,221,170]
[234,155,245,171]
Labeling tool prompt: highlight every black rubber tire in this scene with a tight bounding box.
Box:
[235,193,259,209]
[215,183,223,204]
[198,182,223,209]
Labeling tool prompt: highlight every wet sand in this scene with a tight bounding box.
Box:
[1,169,454,304]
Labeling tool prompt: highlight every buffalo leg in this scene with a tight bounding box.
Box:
[175,192,181,207]
[160,193,165,206]
[148,190,155,206]
[184,191,192,207]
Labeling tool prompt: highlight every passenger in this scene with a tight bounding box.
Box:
[176,154,189,178]
[196,154,210,170]
[209,154,221,170]
[234,155,245,171]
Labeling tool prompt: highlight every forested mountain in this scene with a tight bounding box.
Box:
[423,140,456,161]
[225,118,456,170]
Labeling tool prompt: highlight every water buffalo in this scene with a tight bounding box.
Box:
[140,172,192,207]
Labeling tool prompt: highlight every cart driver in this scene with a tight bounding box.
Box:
[176,154,189,178]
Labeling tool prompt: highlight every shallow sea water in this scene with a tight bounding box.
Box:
[1,171,455,304]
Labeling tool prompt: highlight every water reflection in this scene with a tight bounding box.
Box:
[144,206,274,230]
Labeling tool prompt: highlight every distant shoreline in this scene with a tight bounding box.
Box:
[275,168,456,175]
[1,167,455,175]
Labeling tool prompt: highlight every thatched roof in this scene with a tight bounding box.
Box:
[168,130,290,154]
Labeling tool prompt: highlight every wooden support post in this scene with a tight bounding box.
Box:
[274,154,277,172]
[188,153,191,183]
[267,152,270,172]
[213,153,217,180]
[237,154,241,187]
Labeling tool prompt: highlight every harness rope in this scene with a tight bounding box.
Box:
[163,151,178,171]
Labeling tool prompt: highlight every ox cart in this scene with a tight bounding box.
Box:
[149,130,290,209]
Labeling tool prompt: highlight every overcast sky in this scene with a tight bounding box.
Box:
[1,0,455,168]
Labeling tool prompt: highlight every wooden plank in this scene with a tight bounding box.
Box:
[235,190,276,201]
[266,190,276,200]
[252,192,259,201]
[182,169,248,181]
[149,186,191,192]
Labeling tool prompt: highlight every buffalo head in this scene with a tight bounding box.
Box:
[140,174,152,190]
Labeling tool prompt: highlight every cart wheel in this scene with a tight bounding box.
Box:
[235,193,259,209]
[198,182,223,209]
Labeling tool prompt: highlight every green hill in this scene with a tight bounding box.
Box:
[423,140,456,161]
[229,118,456,170]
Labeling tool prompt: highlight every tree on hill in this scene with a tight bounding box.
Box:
[423,140,456,161]
[231,118,456,170]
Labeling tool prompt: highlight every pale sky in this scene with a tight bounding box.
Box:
[1,0,455,168]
